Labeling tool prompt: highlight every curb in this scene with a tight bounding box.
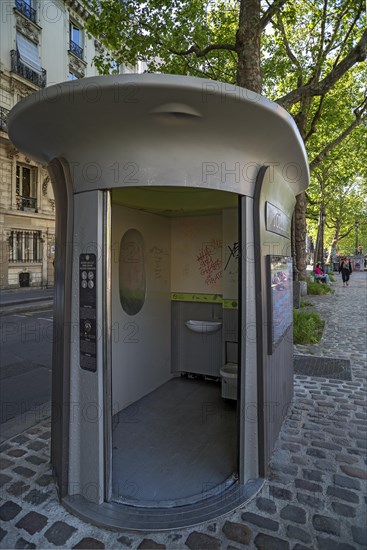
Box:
[0,300,54,316]
[0,295,54,307]
[0,403,51,444]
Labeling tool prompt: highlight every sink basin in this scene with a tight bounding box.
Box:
[185,320,222,334]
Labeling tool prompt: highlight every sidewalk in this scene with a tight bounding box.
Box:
[0,288,54,316]
[0,272,366,549]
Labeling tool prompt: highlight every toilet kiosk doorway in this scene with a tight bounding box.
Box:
[110,186,241,507]
[8,74,309,530]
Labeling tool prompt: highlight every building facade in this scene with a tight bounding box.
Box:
[0,0,103,288]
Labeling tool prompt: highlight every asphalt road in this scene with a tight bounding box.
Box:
[0,287,54,306]
[0,308,53,441]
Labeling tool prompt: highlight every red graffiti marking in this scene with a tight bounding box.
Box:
[196,240,223,287]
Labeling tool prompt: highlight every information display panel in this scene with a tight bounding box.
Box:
[267,255,293,354]
[79,253,97,372]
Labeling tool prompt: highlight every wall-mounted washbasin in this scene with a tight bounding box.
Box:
[185,320,222,334]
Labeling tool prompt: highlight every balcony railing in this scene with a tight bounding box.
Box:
[70,40,84,60]
[0,107,9,132]
[9,230,43,263]
[10,259,42,264]
[15,0,37,23]
[11,50,46,87]
[17,196,38,211]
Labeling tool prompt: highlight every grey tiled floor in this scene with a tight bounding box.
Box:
[112,377,237,503]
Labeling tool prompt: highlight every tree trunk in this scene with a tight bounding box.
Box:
[235,0,310,278]
[294,192,307,280]
[313,205,326,268]
[313,222,321,268]
[236,0,262,92]
[326,226,340,264]
[293,96,313,282]
[314,222,324,267]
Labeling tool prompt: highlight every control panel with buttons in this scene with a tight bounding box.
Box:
[79,253,97,372]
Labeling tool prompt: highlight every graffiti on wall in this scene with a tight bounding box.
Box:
[149,245,169,284]
[196,239,223,288]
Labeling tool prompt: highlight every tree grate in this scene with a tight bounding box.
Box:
[294,355,352,380]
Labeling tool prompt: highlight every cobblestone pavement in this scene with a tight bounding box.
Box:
[1,271,366,549]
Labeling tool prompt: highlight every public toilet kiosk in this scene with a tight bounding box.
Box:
[9,74,309,530]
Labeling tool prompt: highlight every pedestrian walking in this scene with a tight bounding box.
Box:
[339,256,352,286]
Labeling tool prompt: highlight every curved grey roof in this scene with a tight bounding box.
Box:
[8,74,309,196]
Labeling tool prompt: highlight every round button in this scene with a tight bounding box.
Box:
[88,280,94,289]
[81,280,87,288]
[88,271,94,280]
[84,320,92,332]
[81,271,87,279]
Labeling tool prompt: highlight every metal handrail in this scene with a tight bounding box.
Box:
[10,50,46,88]
[17,196,38,210]
[0,107,9,132]
[15,0,37,23]
[70,39,84,60]
[9,259,42,263]
[8,230,42,263]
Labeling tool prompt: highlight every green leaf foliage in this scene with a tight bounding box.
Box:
[86,0,239,80]
[85,0,367,258]
[293,308,325,344]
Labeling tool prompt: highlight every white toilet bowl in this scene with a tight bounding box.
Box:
[220,363,238,400]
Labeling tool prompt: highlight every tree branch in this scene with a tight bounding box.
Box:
[276,28,367,109]
[273,12,303,86]
[314,0,328,75]
[331,4,363,68]
[305,191,319,206]
[259,0,287,30]
[304,95,326,142]
[309,97,367,171]
[312,0,355,74]
[134,17,237,59]
[339,227,355,240]
[327,215,338,227]
[169,42,236,57]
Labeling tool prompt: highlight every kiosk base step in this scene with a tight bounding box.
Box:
[63,478,264,531]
